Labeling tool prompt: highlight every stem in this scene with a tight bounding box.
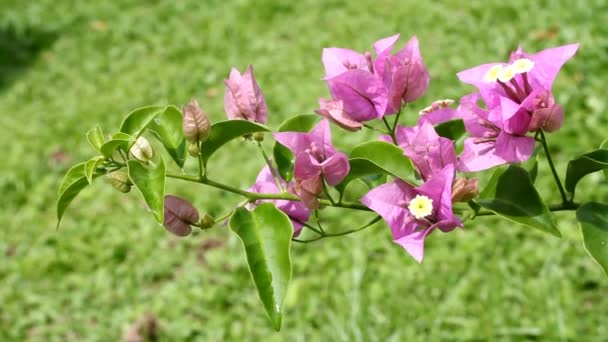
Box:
[322,179,336,205]
[382,117,397,144]
[539,129,568,204]
[391,106,403,134]
[292,215,382,243]
[197,140,205,180]
[363,123,387,134]
[314,210,325,233]
[165,172,370,209]
[256,141,284,191]
[473,202,579,217]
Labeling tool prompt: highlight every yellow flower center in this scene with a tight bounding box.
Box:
[484,64,505,82]
[511,58,534,74]
[408,195,434,219]
[497,65,516,83]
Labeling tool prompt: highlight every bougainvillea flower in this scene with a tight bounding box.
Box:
[249,166,311,236]
[374,35,430,110]
[381,121,456,181]
[457,93,535,172]
[325,69,388,121]
[321,34,430,121]
[360,165,461,262]
[315,98,363,132]
[274,119,350,186]
[224,65,268,123]
[457,43,578,132]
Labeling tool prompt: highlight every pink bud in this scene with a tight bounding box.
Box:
[224,65,268,124]
[163,195,200,237]
[182,99,211,144]
[451,177,479,203]
[529,104,564,133]
[292,177,323,210]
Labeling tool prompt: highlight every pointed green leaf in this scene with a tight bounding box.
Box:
[119,106,165,137]
[200,120,269,163]
[565,149,608,197]
[100,132,135,158]
[336,141,416,192]
[86,125,105,152]
[276,114,319,132]
[272,115,320,181]
[434,119,465,141]
[127,158,166,223]
[56,163,89,228]
[147,105,188,167]
[84,156,105,184]
[577,202,608,275]
[229,203,293,331]
[477,165,560,237]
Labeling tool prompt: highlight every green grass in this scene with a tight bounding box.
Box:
[1,0,608,340]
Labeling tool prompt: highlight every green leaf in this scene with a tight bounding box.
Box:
[336,141,416,192]
[276,114,319,132]
[519,146,540,184]
[86,125,105,152]
[229,203,292,331]
[272,115,320,181]
[477,165,560,237]
[147,105,187,167]
[565,149,608,197]
[127,158,166,223]
[200,120,270,164]
[577,202,608,275]
[84,156,105,184]
[100,132,135,158]
[119,106,165,137]
[56,163,89,228]
[434,119,465,140]
[273,143,294,181]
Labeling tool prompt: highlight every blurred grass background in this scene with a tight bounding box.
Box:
[1,0,608,340]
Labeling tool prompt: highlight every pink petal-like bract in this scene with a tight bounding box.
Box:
[224,65,268,124]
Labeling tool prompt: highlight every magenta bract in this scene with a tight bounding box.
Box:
[224,65,268,123]
[361,165,462,262]
[274,119,349,187]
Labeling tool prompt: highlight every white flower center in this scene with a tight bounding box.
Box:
[408,195,434,219]
[483,64,504,83]
[497,65,516,83]
[511,58,534,74]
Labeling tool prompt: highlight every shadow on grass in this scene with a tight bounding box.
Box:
[0,23,58,89]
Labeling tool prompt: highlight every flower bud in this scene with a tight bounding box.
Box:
[199,214,215,229]
[182,99,211,144]
[107,171,132,193]
[188,143,200,157]
[451,177,479,203]
[529,104,564,133]
[528,90,564,133]
[130,137,154,163]
[224,65,268,124]
[292,177,323,209]
[163,195,199,237]
[253,132,265,142]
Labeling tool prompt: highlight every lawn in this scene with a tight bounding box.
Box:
[1,0,607,340]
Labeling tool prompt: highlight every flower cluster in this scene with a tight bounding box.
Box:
[457,44,578,171]
[317,34,429,130]
[216,37,577,262]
